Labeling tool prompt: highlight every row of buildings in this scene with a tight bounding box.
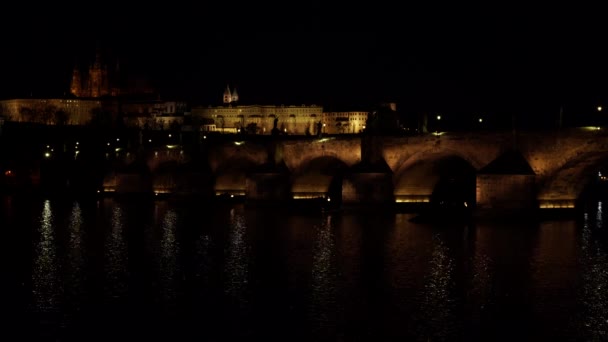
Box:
[0,50,374,135]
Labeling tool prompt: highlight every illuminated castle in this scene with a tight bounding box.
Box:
[70,47,113,98]
[69,47,155,98]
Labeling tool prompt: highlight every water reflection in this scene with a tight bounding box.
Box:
[309,214,339,340]
[531,220,578,338]
[419,233,457,341]
[104,205,128,300]
[469,239,492,329]
[224,207,250,309]
[32,200,62,313]
[66,202,85,306]
[576,201,608,340]
[159,208,180,307]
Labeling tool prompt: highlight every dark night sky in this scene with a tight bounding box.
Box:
[1,3,608,125]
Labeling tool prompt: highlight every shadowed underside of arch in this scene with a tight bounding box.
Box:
[214,157,263,195]
[291,156,349,199]
[538,152,608,208]
[393,154,476,204]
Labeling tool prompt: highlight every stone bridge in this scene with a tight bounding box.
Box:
[107,128,608,210]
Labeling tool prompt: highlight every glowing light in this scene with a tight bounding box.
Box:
[168,134,172,138]
[203,136,207,139]
[327,197,331,202]
[292,194,325,200]
[44,152,50,158]
[97,190,100,193]
[230,194,234,198]
[4,170,12,176]
[478,118,483,123]
[107,142,110,146]
[598,106,603,112]
[395,196,430,203]
[116,138,120,142]
[538,200,576,209]
[76,142,79,145]
[437,115,441,120]
[234,141,244,146]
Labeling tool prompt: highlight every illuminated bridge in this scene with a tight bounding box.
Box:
[104,127,608,211]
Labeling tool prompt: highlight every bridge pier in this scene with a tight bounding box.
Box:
[342,172,394,208]
[245,172,290,202]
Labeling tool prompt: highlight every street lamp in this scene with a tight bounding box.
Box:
[435,115,441,135]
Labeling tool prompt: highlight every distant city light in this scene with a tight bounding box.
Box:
[148,139,152,142]
[44,152,50,158]
[168,134,172,138]
[598,106,603,112]
[479,118,483,123]
[76,142,79,145]
[437,115,441,120]
[116,138,120,142]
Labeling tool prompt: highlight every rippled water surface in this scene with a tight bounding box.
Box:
[3,196,608,341]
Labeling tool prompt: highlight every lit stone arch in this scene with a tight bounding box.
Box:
[213,156,265,196]
[537,151,608,208]
[392,149,479,203]
[290,155,350,199]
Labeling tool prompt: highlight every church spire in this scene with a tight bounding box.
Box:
[223,85,232,104]
[231,87,239,103]
[70,61,82,97]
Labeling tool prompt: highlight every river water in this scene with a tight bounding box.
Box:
[2,195,608,341]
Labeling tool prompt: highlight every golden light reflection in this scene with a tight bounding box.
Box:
[309,215,339,338]
[419,234,456,340]
[104,205,128,299]
[224,207,250,308]
[67,202,85,301]
[160,209,180,306]
[32,200,62,313]
[574,204,608,339]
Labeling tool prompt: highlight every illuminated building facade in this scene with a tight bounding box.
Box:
[192,88,369,135]
[0,98,106,125]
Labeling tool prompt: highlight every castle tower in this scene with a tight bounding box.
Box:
[70,65,82,97]
[231,87,239,103]
[89,49,103,97]
[223,85,232,104]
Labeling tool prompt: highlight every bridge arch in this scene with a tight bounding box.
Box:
[393,149,477,207]
[291,155,350,201]
[214,156,265,196]
[538,151,608,208]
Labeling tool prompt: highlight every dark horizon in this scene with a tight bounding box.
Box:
[1,4,608,125]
